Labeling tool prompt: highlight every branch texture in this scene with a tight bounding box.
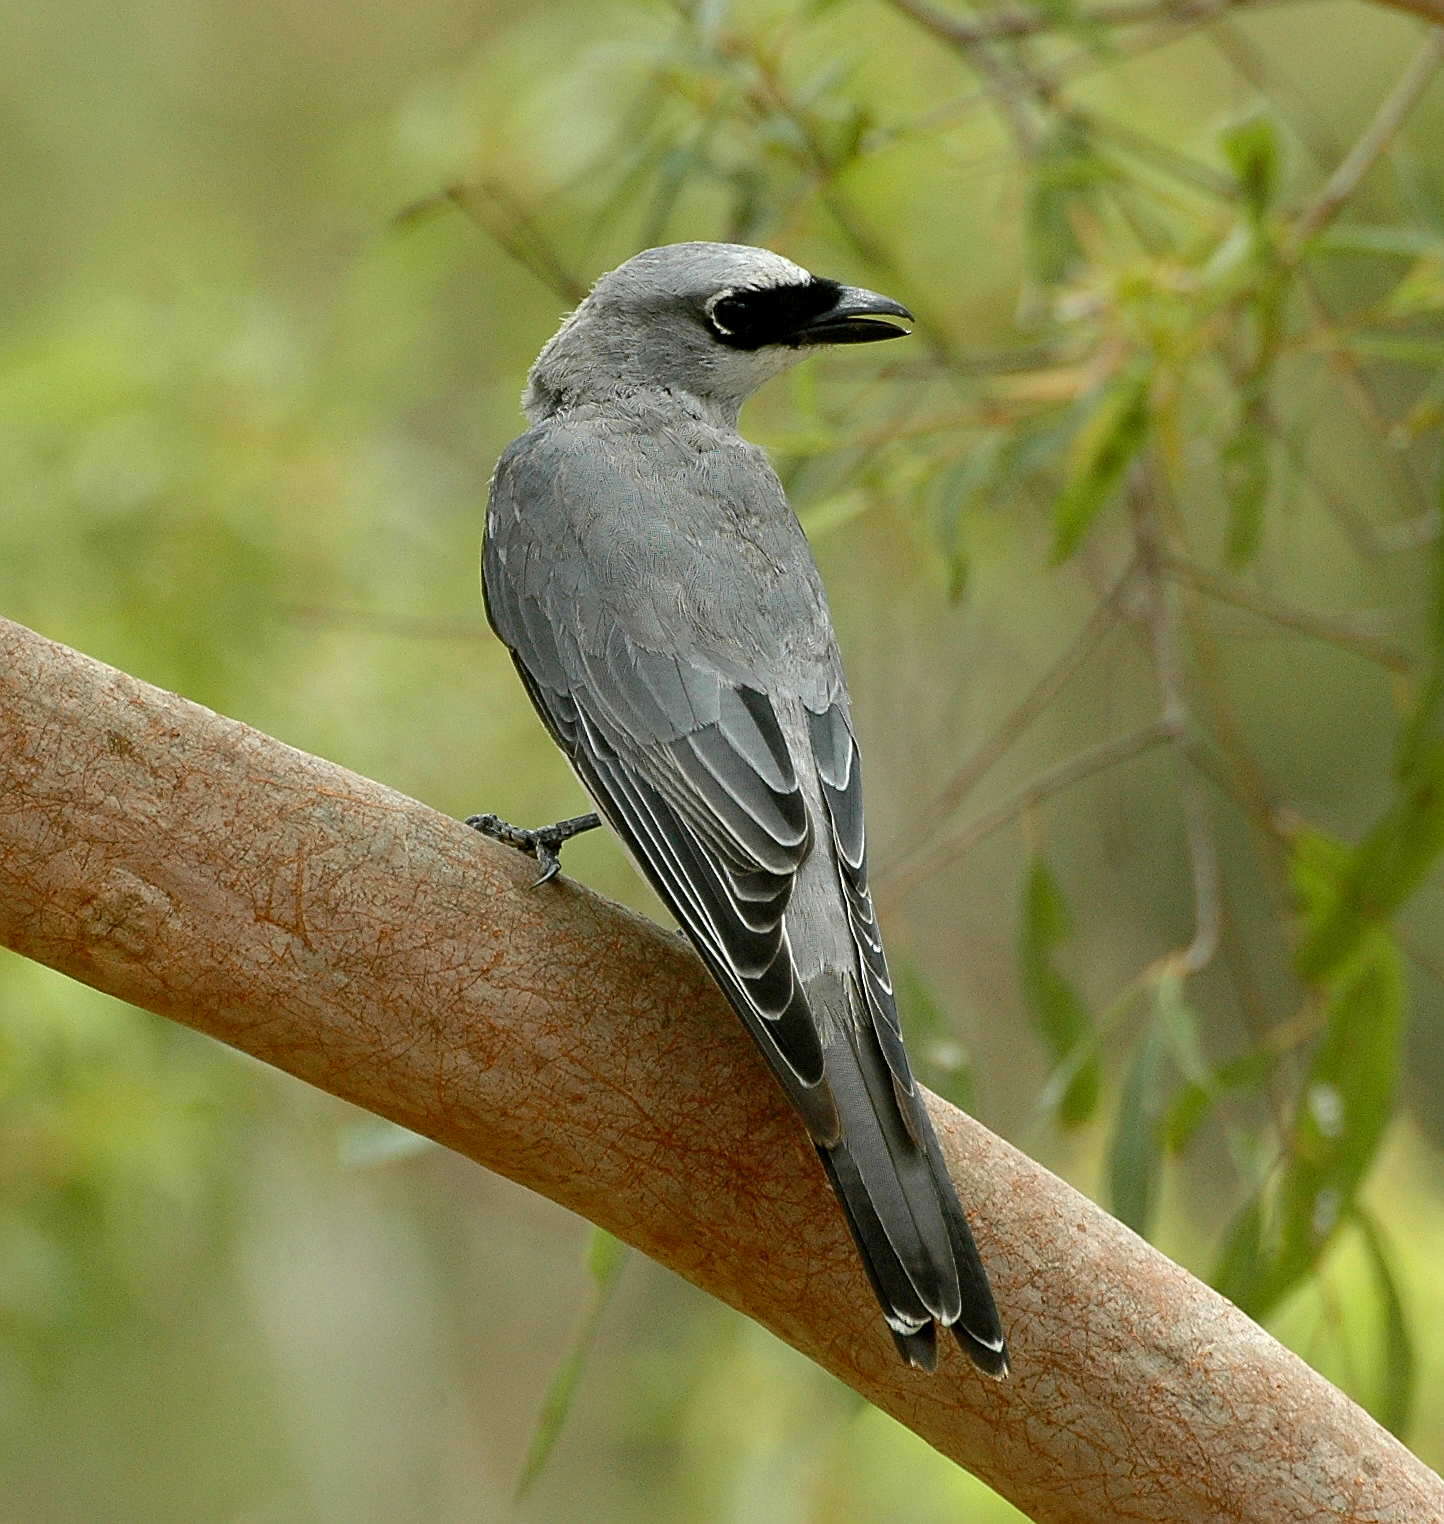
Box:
[1,615,1440,1523]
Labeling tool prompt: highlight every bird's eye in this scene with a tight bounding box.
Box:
[706,292,752,339]
[704,279,844,350]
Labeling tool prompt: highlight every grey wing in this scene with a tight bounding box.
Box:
[484,470,841,1141]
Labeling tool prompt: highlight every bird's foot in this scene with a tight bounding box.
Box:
[465,811,602,886]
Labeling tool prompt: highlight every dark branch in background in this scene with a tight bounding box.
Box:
[392,180,588,303]
[1129,468,1222,975]
[4,617,1443,1522]
[1161,556,1413,673]
[880,720,1175,907]
[887,0,1262,43]
[1291,27,1444,249]
[885,0,1444,44]
[880,558,1136,888]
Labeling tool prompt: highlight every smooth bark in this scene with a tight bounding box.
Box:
[1,615,1440,1523]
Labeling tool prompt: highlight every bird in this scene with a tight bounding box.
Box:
[473,242,1007,1376]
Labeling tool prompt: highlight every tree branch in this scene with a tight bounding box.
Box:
[882,0,1444,45]
[879,721,1175,907]
[1292,25,1444,249]
[881,557,1135,888]
[2,614,1440,1523]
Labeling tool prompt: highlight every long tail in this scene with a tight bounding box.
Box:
[814,982,1008,1377]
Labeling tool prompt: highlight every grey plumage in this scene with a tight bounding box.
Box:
[481,242,1007,1375]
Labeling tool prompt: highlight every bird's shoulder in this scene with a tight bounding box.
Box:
[485,406,845,710]
[490,403,783,528]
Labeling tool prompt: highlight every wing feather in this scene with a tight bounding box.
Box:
[507,639,832,1121]
[807,703,913,1093]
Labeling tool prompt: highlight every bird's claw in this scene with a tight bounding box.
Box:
[465,811,601,887]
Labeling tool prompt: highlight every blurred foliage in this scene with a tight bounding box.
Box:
[3,0,1444,1518]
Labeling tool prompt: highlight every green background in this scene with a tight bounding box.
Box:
[2,0,1443,1519]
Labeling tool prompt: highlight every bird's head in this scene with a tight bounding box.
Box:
[522,242,913,424]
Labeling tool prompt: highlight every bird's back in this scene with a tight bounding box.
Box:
[486,400,844,709]
[484,397,1006,1374]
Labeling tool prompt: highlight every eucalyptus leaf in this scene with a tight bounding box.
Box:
[1164,1049,1276,1154]
[1018,858,1100,1125]
[1107,1017,1169,1237]
[1353,1209,1416,1438]
[1220,111,1282,222]
[1051,364,1150,561]
[515,1229,628,1499]
[896,960,975,1114]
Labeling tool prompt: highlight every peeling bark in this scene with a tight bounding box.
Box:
[1,615,1440,1523]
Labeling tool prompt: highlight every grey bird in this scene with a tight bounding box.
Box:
[475,242,1007,1376]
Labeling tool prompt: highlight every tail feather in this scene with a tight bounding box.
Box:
[818,1148,939,1371]
[913,1096,1011,1378]
[826,1022,961,1322]
[813,978,1008,1378]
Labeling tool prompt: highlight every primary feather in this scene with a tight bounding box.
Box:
[482,243,1007,1375]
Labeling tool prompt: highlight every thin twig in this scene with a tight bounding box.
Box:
[1202,16,1346,167]
[883,558,1138,881]
[1235,393,1389,561]
[1292,27,1444,250]
[1161,557,1414,673]
[1396,920,1444,988]
[883,0,1045,152]
[880,0,1268,152]
[1296,273,1437,520]
[883,0,1261,45]
[878,721,1173,906]
[734,39,974,371]
[1130,471,1222,976]
[391,180,588,303]
[890,0,1444,41]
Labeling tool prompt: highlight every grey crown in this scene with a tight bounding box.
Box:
[482,241,1007,1375]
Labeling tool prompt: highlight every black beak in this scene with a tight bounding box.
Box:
[790,284,914,345]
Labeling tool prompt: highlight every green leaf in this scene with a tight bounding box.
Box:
[1384,258,1444,319]
[1163,1049,1276,1154]
[1107,1016,1169,1236]
[798,488,872,538]
[1354,1209,1416,1438]
[1313,224,1444,259]
[928,429,1057,598]
[1335,333,1444,366]
[1267,942,1404,1305]
[1295,750,1444,983]
[1222,253,1287,567]
[1212,1193,1267,1311]
[1220,928,1405,1320]
[1289,826,1355,956]
[927,444,992,601]
[1031,0,1115,49]
[1220,111,1282,222]
[895,960,975,1114]
[1026,118,1114,287]
[1396,489,1444,782]
[1152,967,1209,1087]
[1051,365,1151,561]
[1018,859,1100,1125]
[1222,424,1271,565]
[586,1225,627,1284]
[337,1118,437,1168]
[515,1228,628,1499]
[944,546,970,604]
